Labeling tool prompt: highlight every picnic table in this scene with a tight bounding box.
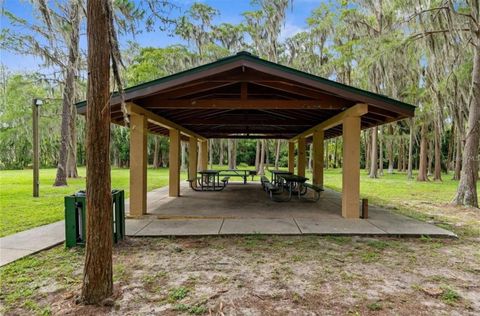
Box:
[195,170,227,191]
[268,170,292,185]
[218,169,255,184]
[278,174,309,198]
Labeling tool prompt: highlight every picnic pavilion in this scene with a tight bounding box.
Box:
[77,52,415,219]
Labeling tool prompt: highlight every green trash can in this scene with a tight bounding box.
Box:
[64,189,125,248]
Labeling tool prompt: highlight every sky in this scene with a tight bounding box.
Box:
[0,0,323,73]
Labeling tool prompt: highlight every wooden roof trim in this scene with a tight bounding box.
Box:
[126,102,206,141]
[76,52,415,119]
[290,103,368,141]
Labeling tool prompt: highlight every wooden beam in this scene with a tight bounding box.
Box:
[297,137,306,177]
[290,103,368,141]
[126,102,206,141]
[129,112,147,216]
[199,140,208,171]
[241,82,247,100]
[169,129,181,197]
[342,116,361,218]
[288,142,295,173]
[142,99,345,110]
[313,130,324,187]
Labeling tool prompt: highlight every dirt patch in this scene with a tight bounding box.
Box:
[1,235,479,315]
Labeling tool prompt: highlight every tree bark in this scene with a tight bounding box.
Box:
[255,140,260,172]
[182,141,187,171]
[417,123,429,181]
[233,139,237,169]
[387,125,394,174]
[379,127,384,176]
[54,0,80,186]
[274,139,280,170]
[407,118,414,179]
[369,127,378,178]
[228,139,234,169]
[397,138,403,173]
[453,125,462,180]
[67,102,79,178]
[258,139,265,175]
[153,136,160,168]
[333,138,338,168]
[219,139,224,166]
[81,0,113,304]
[365,131,370,172]
[433,120,442,181]
[453,42,480,207]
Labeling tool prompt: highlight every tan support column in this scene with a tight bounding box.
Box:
[199,140,208,171]
[297,136,306,177]
[342,116,361,218]
[129,112,147,216]
[188,137,198,186]
[288,142,295,173]
[169,129,181,197]
[313,130,324,187]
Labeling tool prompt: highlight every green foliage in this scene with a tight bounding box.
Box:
[0,73,63,169]
[168,286,189,302]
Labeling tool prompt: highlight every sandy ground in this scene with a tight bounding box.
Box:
[2,234,479,316]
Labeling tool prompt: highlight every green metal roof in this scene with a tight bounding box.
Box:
[76,51,416,114]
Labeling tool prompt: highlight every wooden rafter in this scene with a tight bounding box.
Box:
[290,103,368,141]
[126,102,206,141]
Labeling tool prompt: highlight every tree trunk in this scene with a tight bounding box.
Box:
[54,1,80,186]
[379,127,383,176]
[258,139,265,175]
[265,140,269,170]
[233,139,237,169]
[153,136,160,168]
[428,139,434,176]
[453,125,462,180]
[447,124,454,172]
[207,139,213,169]
[274,139,280,170]
[407,118,414,179]
[67,103,79,178]
[333,138,338,168]
[453,43,480,207]
[81,0,112,304]
[365,131,370,172]
[228,139,234,169]
[219,139,224,166]
[369,127,378,178]
[433,121,442,181]
[255,140,260,172]
[397,138,403,173]
[417,123,429,181]
[182,141,187,171]
[387,125,394,174]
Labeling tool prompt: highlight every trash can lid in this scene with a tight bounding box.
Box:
[75,190,86,197]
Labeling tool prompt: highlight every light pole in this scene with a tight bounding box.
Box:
[33,98,43,197]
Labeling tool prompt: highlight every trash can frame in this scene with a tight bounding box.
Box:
[64,190,125,248]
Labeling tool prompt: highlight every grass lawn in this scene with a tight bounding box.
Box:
[1,167,479,315]
[1,166,479,237]
[0,167,186,237]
